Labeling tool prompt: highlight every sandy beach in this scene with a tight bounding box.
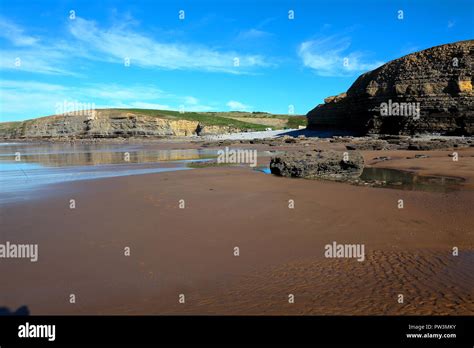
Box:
[1,142,473,315]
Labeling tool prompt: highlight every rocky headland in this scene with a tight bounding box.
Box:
[269,40,474,180]
[0,109,306,140]
[0,110,241,139]
[307,40,473,135]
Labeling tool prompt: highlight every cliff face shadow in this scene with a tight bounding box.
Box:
[0,305,30,316]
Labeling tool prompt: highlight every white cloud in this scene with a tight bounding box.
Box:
[0,18,82,76]
[0,80,67,92]
[0,81,68,120]
[0,49,80,75]
[184,104,215,112]
[68,17,272,73]
[236,29,271,40]
[0,17,274,76]
[0,17,38,46]
[178,96,215,111]
[298,35,384,77]
[120,102,171,110]
[184,96,198,105]
[226,100,251,111]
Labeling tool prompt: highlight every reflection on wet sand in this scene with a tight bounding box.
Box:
[0,143,215,167]
[360,167,464,192]
[0,143,217,204]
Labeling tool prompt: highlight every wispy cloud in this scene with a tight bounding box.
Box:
[0,17,38,46]
[179,96,215,112]
[0,48,79,75]
[298,35,384,77]
[0,80,68,120]
[68,17,273,73]
[0,16,274,76]
[236,29,272,41]
[120,101,171,110]
[184,96,199,105]
[0,17,82,76]
[226,100,251,111]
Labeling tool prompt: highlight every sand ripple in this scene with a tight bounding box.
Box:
[176,250,474,315]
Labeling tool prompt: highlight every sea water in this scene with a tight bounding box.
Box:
[0,142,216,204]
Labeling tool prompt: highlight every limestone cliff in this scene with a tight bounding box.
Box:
[307,40,474,135]
[0,110,240,139]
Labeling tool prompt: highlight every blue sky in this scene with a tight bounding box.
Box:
[0,0,472,121]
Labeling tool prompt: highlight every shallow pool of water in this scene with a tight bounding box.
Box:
[359,167,464,192]
[257,165,464,192]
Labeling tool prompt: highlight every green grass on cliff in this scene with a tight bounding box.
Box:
[111,109,266,130]
[0,121,22,130]
[113,108,268,131]
[213,111,307,128]
[113,108,306,130]
[286,116,307,128]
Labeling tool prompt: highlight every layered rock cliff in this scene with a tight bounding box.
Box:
[0,110,241,139]
[307,40,474,135]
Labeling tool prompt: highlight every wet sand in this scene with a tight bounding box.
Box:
[1,148,473,315]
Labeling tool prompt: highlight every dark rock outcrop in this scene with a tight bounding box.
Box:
[307,40,474,135]
[270,150,364,179]
[344,136,472,151]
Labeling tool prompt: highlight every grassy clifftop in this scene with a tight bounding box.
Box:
[111,108,306,130]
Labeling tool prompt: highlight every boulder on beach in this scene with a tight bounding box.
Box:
[270,150,364,180]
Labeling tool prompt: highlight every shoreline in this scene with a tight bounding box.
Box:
[2,127,473,143]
